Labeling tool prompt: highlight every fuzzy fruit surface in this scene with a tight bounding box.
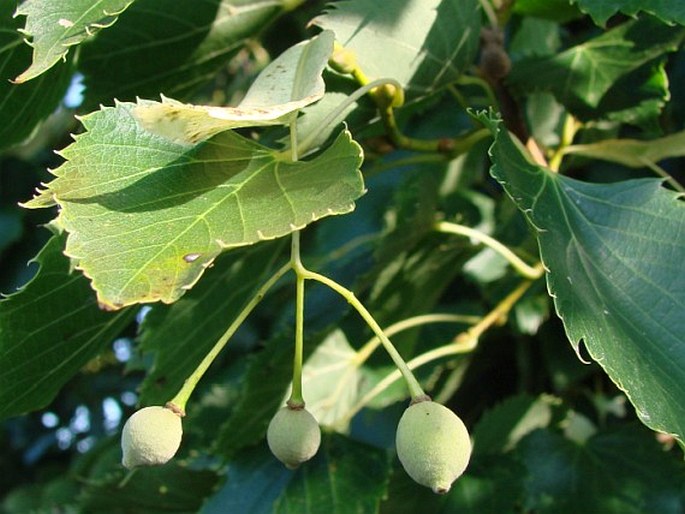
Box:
[395,400,472,494]
[121,406,183,469]
[267,406,321,469]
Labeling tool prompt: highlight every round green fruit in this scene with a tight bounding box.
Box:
[267,406,321,469]
[395,400,472,494]
[121,405,183,469]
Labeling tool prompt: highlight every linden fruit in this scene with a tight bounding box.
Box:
[121,405,183,469]
[267,406,321,469]
[395,400,472,494]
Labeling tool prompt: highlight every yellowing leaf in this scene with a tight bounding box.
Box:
[133,30,334,144]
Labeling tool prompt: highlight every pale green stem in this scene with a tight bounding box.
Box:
[549,114,579,172]
[342,337,478,425]
[296,267,426,400]
[168,262,291,412]
[297,78,403,155]
[288,232,306,407]
[435,220,543,280]
[341,275,538,423]
[354,313,481,365]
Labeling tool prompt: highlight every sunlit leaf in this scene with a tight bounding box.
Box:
[477,110,685,443]
[313,0,480,99]
[133,30,334,144]
[0,2,72,152]
[296,329,363,431]
[13,0,134,83]
[0,235,133,419]
[24,100,364,309]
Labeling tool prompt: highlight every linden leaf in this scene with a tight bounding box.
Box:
[13,0,135,83]
[24,100,364,309]
[507,17,684,118]
[563,129,685,168]
[476,110,685,444]
[570,0,685,27]
[313,0,480,99]
[0,235,133,419]
[133,30,334,144]
[0,2,72,151]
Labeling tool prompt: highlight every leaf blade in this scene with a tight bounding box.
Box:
[477,110,685,443]
[25,100,364,309]
[0,2,72,151]
[14,0,135,83]
[313,0,480,99]
[132,30,334,144]
[0,235,133,419]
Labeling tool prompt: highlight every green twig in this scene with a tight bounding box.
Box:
[340,275,539,423]
[295,267,426,400]
[168,262,291,412]
[288,232,306,407]
[435,220,543,280]
[549,114,579,172]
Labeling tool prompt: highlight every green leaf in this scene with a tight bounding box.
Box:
[571,0,685,27]
[507,17,685,119]
[133,30,334,144]
[214,331,297,458]
[13,0,134,83]
[0,2,72,152]
[0,235,133,419]
[590,58,670,130]
[79,0,287,106]
[381,453,525,514]
[25,100,364,309]
[472,394,556,454]
[512,0,582,22]
[205,435,390,514]
[564,129,685,168]
[297,329,363,431]
[477,110,685,444]
[272,434,391,514]
[81,460,219,513]
[200,445,293,514]
[138,240,286,405]
[518,426,685,513]
[313,0,480,99]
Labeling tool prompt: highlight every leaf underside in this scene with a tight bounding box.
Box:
[313,0,480,99]
[477,110,685,444]
[132,30,335,144]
